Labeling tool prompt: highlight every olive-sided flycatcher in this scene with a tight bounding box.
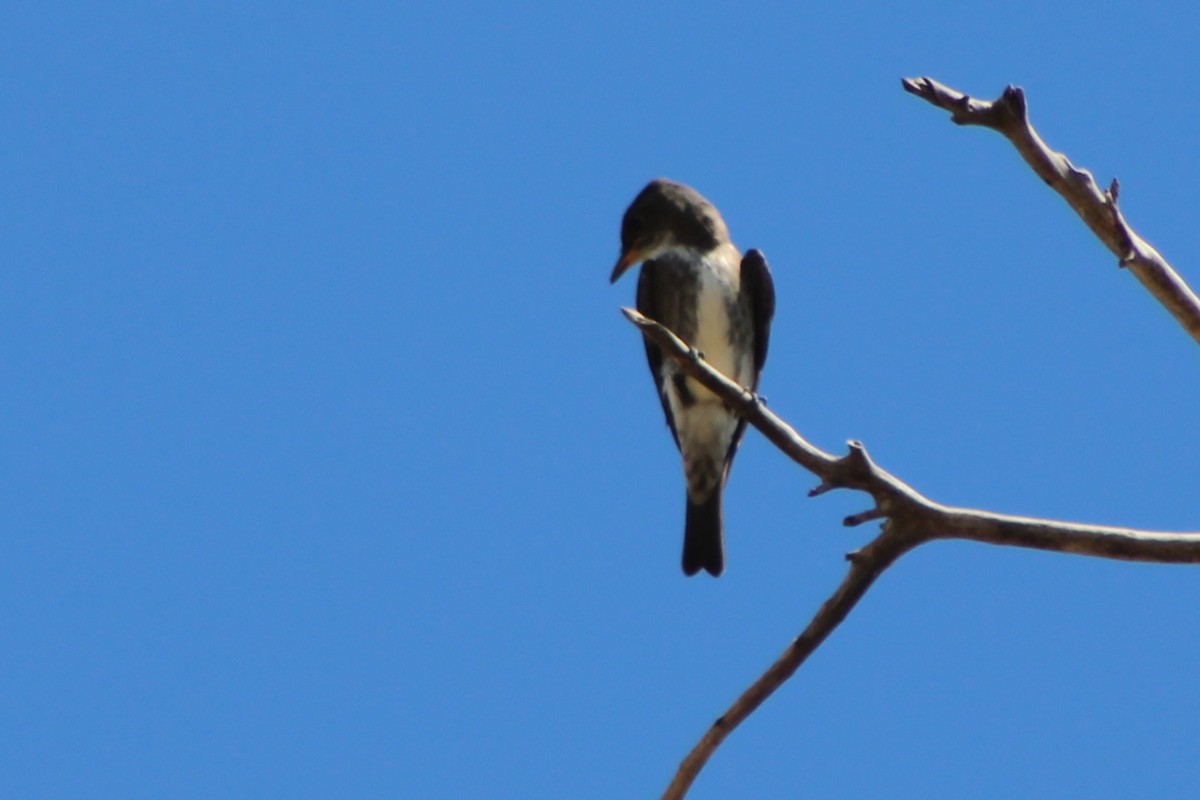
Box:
[610,179,775,576]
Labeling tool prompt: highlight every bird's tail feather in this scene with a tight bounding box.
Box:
[682,490,724,577]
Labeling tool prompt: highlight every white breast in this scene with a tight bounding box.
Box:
[678,242,747,389]
[657,243,750,460]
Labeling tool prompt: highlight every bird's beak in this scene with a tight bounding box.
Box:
[609,249,641,283]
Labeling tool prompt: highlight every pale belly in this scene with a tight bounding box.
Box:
[663,262,749,477]
[683,261,749,397]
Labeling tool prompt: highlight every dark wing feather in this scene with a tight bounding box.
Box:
[720,249,776,481]
[740,248,776,381]
[636,260,681,450]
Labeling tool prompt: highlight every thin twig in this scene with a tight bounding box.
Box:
[901,76,1200,346]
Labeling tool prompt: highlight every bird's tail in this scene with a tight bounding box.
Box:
[682,489,724,577]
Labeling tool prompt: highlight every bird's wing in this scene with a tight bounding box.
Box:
[740,248,776,382]
[636,260,681,450]
[720,248,776,483]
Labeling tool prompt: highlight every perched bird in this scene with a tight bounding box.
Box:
[610,179,775,577]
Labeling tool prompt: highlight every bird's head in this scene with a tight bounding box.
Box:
[609,179,730,283]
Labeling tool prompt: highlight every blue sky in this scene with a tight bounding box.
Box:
[4,2,1200,797]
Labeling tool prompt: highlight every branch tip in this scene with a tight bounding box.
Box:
[900,76,930,97]
[1000,84,1026,118]
[845,546,872,564]
[843,440,873,470]
[845,508,886,527]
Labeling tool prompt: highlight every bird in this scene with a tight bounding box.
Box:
[610,179,775,577]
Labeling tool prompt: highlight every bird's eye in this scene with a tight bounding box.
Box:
[625,214,643,237]
[622,214,646,248]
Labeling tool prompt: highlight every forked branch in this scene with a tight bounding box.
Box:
[623,309,1200,800]
[639,78,1200,799]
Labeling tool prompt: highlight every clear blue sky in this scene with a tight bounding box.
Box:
[4,2,1200,797]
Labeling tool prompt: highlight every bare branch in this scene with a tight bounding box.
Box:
[624,308,1200,564]
[662,525,916,800]
[901,76,1200,347]
[641,78,1200,797]
[622,307,1200,798]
